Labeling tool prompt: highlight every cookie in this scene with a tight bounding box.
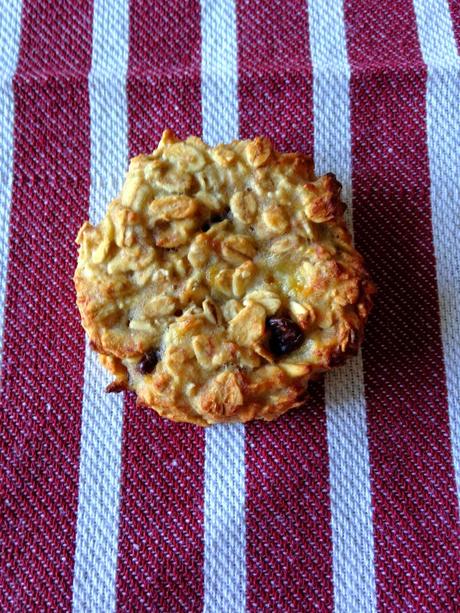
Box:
[74,130,375,425]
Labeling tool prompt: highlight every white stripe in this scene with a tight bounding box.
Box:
[72,1,129,611]
[201,0,239,144]
[201,2,245,612]
[413,0,459,66]
[414,0,460,507]
[309,2,377,612]
[0,1,22,364]
[203,424,246,613]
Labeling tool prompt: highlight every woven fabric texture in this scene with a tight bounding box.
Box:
[0,1,459,612]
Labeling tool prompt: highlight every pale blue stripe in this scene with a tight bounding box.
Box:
[204,423,246,613]
[72,0,129,611]
[309,1,377,612]
[0,0,22,365]
[413,0,459,66]
[201,0,238,145]
[201,1,245,612]
[414,0,460,508]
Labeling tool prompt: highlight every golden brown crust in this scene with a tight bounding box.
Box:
[74,131,375,425]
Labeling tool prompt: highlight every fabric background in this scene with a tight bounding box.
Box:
[0,0,459,611]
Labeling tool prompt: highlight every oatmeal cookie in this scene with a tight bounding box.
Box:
[74,130,375,425]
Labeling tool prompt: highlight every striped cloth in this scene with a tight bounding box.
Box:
[1,0,459,611]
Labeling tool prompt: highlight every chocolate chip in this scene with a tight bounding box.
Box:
[266,316,304,356]
[201,211,228,232]
[138,349,159,374]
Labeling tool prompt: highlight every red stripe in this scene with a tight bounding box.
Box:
[448,0,460,52]
[237,0,313,153]
[237,2,333,609]
[115,2,204,610]
[0,1,92,610]
[345,1,460,609]
[245,382,332,610]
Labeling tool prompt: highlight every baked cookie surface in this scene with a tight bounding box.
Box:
[75,130,375,425]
